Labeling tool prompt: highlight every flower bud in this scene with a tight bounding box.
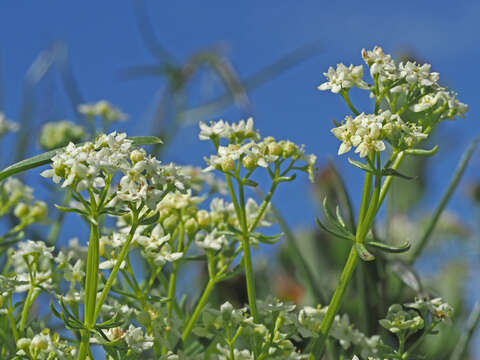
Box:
[158,208,171,223]
[242,156,257,170]
[17,338,31,351]
[14,202,30,218]
[283,142,296,157]
[268,143,282,156]
[30,201,48,221]
[163,214,179,232]
[130,149,144,164]
[30,334,48,352]
[221,157,235,172]
[196,210,211,227]
[185,218,198,235]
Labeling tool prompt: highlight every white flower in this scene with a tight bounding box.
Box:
[199,119,230,140]
[195,229,228,251]
[399,61,439,86]
[125,325,154,353]
[318,63,368,93]
[78,100,127,122]
[361,46,397,81]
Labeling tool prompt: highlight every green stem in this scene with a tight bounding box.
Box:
[241,233,258,322]
[19,284,34,333]
[167,221,184,316]
[93,211,139,321]
[340,90,360,116]
[249,181,278,232]
[181,278,216,342]
[376,151,404,213]
[84,221,100,328]
[7,294,18,342]
[309,246,358,357]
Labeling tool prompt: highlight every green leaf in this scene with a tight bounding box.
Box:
[382,167,415,180]
[347,157,376,174]
[250,232,283,244]
[315,217,354,242]
[355,243,375,261]
[54,204,89,216]
[276,173,297,183]
[139,211,160,225]
[365,241,411,253]
[405,145,438,157]
[243,179,258,187]
[0,136,163,182]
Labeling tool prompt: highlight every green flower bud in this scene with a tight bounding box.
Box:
[17,338,31,351]
[30,334,48,352]
[158,208,171,223]
[221,157,235,172]
[130,149,144,164]
[14,202,30,218]
[268,142,282,156]
[196,210,211,227]
[282,141,296,157]
[242,156,257,170]
[30,201,48,221]
[163,214,179,232]
[185,218,198,235]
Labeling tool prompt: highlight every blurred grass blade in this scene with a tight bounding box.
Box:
[178,39,323,122]
[409,137,479,262]
[329,159,356,231]
[261,190,326,303]
[132,0,177,64]
[389,260,423,293]
[0,136,162,181]
[56,42,85,120]
[450,302,480,360]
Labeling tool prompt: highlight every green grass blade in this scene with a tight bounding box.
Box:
[450,302,480,360]
[409,137,479,262]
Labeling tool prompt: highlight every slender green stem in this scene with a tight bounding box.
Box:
[19,284,34,333]
[84,221,100,328]
[309,246,358,357]
[340,90,360,116]
[93,211,139,321]
[6,294,18,342]
[376,151,404,213]
[167,221,184,316]
[236,178,259,322]
[182,278,216,342]
[249,181,278,232]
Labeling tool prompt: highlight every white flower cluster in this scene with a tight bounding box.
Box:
[331,111,427,157]
[38,120,86,150]
[41,132,187,209]
[298,306,380,358]
[317,64,369,93]
[10,240,55,294]
[16,330,76,359]
[78,100,127,123]
[199,117,260,143]
[201,119,316,181]
[0,112,19,136]
[320,46,468,157]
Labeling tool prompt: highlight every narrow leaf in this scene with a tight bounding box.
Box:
[347,157,375,174]
[355,243,375,261]
[405,145,438,157]
[365,241,411,253]
[382,167,415,180]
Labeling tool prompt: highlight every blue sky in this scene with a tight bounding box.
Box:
[1,0,479,356]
